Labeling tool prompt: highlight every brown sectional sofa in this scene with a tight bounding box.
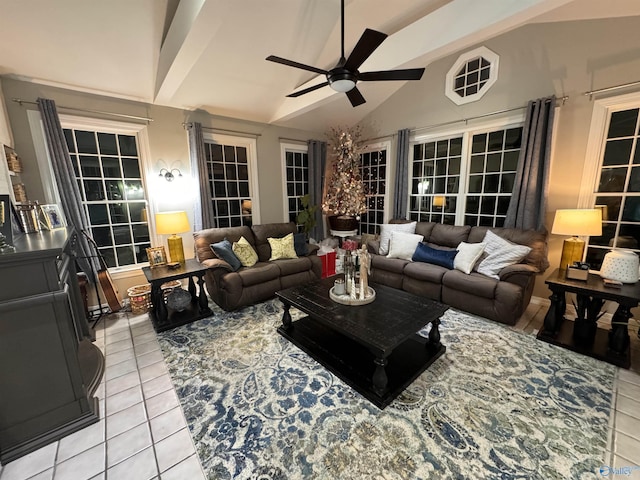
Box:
[193,222,321,311]
[368,221,549,325]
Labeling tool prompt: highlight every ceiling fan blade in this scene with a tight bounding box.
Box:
[343,29,387,71]
[359,68,425,82]
[346,87,366,107]
[266,55,328,75]
[286,82,330,98]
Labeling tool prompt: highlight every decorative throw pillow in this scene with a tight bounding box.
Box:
[232,236,258,267]
[454,242,486,274]
[268,233,298,260]
[476,230,532,279]
[387,231,424,261]
[412,242,457,269]
[293,232,308,256]
[379,221,417,256]
[210,239,242,271]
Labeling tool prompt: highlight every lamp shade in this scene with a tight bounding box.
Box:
[551,209,602,237]
[155,211,190,235]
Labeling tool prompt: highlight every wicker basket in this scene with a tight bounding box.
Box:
[13,183,27,203]
[4,147,22,173]
[128,284,152,314]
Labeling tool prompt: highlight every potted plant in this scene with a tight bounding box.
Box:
[296,194,317,238]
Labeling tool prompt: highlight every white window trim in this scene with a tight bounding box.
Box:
[361,140,392,226]
[30,113,153,277]
[280,141,308,223]
[445,46,499,106]
[203,132,261,225]
[409,113,525,225]
[578,91,640,208]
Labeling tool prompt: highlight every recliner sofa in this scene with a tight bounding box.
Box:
[193,222,321,311]
[367,221,549,325]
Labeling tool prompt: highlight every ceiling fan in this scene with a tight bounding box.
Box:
[266,0,425,107]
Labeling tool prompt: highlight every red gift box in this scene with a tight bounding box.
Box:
[320,251,336,278]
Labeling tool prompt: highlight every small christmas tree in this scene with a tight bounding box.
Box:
[323,126,367,217]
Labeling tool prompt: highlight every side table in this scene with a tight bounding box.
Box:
[537,268,640,368]
[142,258,213,332]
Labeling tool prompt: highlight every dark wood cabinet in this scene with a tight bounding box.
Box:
[0,228,104,464]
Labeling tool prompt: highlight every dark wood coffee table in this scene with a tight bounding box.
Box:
[276,277,448,409]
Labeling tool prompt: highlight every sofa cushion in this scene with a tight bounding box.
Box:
[210,239,242,271]
[232,236,258,267]
[412,242,457,269]
[442,270,498,300]
[476,230,532,279]
[236,262,281,287]
[379,221,417,255]
[274,257,314,276]
[428,223,471,248]
[194,225,254,262]
[387,232,424,260]
[404,261,449,283]
[371,254,409,274]
[454,242,486,274]
[252,222,297,262]
[268,233,298,260]
[293,233,308,256]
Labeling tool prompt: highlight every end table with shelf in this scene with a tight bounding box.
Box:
[537,268,640,369]
[142,258,213,332]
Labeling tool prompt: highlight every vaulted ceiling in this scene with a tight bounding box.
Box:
[1,0,639,132]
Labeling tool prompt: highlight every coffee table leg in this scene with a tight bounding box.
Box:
[372,356,388,395]
[427,318,442,350]
[281,301,292,331]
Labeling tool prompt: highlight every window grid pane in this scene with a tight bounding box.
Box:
[206,142,253,227]
[409,136,463,224]
[360,149,387,235]
[586,107,640,269]
[65,128,149,268]
[284,149,309,228]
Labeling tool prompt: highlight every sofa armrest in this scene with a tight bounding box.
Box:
[307,243,320,256]
[498,263,539,288]
[201,258,234,272]
[367,240,380,255]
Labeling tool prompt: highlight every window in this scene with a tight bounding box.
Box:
[204,134,259,228]
[65,127,150,268]
[281,143,309,226]
[585,104,640,269]
[445,46,499,106]
[360,143,390,234]
[409,121,523,227]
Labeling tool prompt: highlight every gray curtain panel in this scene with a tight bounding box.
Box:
[504,96,556,231]
[308,139,326,241]
[187,122,215,230]
[393,128,410,220]
[37,98,100,278]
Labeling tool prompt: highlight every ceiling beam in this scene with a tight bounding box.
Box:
[154,0,224,104]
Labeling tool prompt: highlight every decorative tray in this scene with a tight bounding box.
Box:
[329,286,376,306]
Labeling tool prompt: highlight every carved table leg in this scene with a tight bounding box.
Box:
[196,274,209,313]
[188,275,196,301]
[151,283,168,325]
[542,289,566,336]
[372,355,389,396]
[609,304,631,356]
[281,301,292,331]
[427,318,442,350]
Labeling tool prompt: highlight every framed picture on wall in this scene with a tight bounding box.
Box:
[39,204,65,230]
[146,246,167,268]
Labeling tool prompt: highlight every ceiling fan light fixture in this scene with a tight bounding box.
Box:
[328,71,357,93]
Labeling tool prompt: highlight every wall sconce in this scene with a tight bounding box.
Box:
[159,168,182,182]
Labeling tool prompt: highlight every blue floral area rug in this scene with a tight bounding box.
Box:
[157,300,615,479]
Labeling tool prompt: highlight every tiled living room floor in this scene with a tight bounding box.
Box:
[1,300,640,479]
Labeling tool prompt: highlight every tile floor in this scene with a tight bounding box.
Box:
[1,300,640,479]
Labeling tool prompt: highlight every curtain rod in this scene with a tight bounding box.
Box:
[411,95,567,135]
[12,98,153,122]
[583,80,640,99]
[183,122,261,138]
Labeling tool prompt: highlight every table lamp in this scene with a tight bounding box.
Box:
[551,209,602,270]
[155,211,190,263]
